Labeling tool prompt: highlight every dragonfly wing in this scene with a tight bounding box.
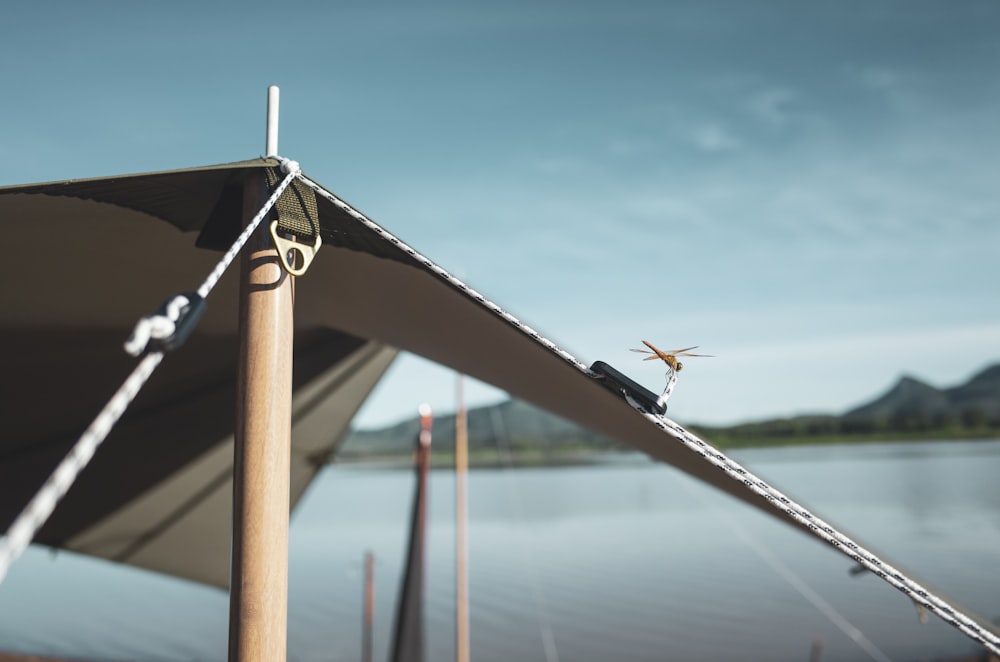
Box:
[640,340,676,362]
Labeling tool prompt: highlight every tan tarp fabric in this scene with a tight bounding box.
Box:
[1,159,797,586]
[0,160,396,586]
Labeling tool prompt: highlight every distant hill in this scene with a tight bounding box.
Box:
[338,399,622,460]
[695,363,1000,446]
[338,363,1000,458]
[844,375,952,421]
[842,365,1000,424]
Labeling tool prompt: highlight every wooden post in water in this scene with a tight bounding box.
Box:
[362,550,375,662]
[455,375,470,662]
[228,86,294,662]
[389,405,433,662]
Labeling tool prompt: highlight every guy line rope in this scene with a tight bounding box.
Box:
[2,160,998,658]
[620,381,1000,657]
[301,167,1000,656]
[0,159,300,586]
[302,169,1000,656]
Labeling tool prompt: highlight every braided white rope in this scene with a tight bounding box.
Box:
[123,160,299,357]
[0,352,163,584]
[196,158,299,300]
[622,393,1000,656]
[295,173,587,373]
[0,158,300,586]
[297,172,999,654]
[120,160,298,358]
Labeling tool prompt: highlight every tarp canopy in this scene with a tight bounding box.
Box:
[0,157,799,587]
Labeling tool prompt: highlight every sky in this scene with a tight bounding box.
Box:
[2,1,998,430]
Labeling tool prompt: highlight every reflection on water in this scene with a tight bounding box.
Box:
[1,440,998,661]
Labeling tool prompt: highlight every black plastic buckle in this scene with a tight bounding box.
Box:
[590,361,667,415]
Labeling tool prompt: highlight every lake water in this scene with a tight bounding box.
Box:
[1,439,999,661]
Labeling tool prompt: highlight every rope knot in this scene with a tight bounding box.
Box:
[124,292,206,356]
[276,156,300,175]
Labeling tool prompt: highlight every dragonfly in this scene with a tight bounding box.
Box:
[630,340,714,373]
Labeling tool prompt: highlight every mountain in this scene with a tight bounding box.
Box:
[699,362,1000,445]
[947,365,1000,419]
[843,376,952,421]
[844,364,1000,426]
[339,362,1000,457]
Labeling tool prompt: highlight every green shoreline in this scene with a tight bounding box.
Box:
[335,428,1000,469]
[334,449,627,470]
[685,426,1000,449]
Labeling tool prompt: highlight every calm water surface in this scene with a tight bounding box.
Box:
[1,440,999,661]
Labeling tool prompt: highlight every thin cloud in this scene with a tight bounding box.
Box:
[856,66,903,92]
[531,155,592,176]
[746,87,797,127]
[691,123,742,152]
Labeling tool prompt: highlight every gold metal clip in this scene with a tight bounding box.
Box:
[270,220,322,277]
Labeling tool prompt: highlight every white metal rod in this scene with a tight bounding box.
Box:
[266,86,280,157]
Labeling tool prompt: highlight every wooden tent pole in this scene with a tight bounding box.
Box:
[228,86,293,662]
[455,375,470,662]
